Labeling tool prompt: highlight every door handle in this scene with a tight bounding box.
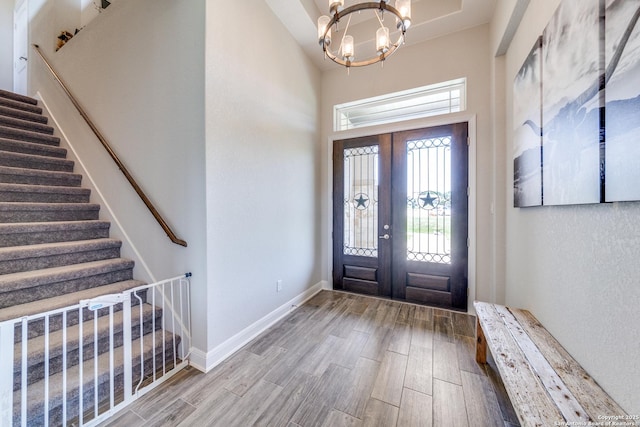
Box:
[19,56,27,61]
[379,234,390,240]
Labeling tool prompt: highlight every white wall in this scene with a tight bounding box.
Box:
[503,0,640,414]
[205,1,322,358]
[29,0,208,351]
[0,0,14,90]
[320,24,495,308]
[489,0,525,305]
[27,0,80,62]
[55,0,80,36]
[80,0,98,27]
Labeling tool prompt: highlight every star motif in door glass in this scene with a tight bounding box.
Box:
[353,193,370,210]
[419,191,439,210]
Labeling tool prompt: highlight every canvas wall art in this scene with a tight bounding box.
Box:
[513,37,543,207]
[541,0,602,206]
[604,0,640,202]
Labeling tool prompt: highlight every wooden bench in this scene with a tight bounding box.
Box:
[474,301,636,427]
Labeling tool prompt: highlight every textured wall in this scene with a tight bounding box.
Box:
[205,1,322,352]
[504,0,640,414]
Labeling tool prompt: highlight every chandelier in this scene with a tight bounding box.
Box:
[317,0,412,69]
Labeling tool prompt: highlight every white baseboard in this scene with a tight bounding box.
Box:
[188,348,209,373]
[188,281,327,373]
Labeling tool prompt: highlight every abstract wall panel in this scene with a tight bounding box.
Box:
[604,0,640,202]
[513,37,543,207]
[541,0,602,206]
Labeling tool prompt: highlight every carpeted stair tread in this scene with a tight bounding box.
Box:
[0,115,54,135]
[0,89,39,106]
[0,202,100,223]
[0,105,48,124]
[0,150,74,172]
[14,303,159,372]
[0,238,122,274]
[0,258,135,294]
[0,183,90,203]
[0,166,81,187]
[0,279,144,322]
[0,96,42,115]
[0,137,67,158]
[0,220,110,247]
[0,125,60,146]
[0,238,121,262]
[13,329,179,425]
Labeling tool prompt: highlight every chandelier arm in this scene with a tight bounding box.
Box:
[374,9,385,29]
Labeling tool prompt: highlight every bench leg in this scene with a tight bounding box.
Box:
[476,317,487,364]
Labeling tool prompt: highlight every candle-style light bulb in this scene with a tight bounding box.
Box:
[342,35,355,60]
[376,27,390,55]
[395,0,412,29]
[318,15,331,45]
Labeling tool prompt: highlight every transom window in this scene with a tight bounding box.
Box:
[334,78,466,132]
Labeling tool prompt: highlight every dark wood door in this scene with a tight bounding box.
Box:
[333,123,469,310]
[391,123,469,310]
[333,134,392,297]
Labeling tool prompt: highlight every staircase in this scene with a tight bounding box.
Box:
[0,89,180,426]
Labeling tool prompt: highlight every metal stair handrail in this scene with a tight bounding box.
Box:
[31,44,187,247]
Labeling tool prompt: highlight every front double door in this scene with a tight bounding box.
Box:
[332,123,469,310]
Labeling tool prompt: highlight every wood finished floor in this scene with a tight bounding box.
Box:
[99,291,520,427]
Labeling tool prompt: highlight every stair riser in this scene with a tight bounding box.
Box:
[0,208,99,223]
[0,247,121,275]
[0,139,67,159]
[0,106,48,124]
[0,226,110,248]
[0,154,74,173]
[14,340,180,427]
[13,290,148,342]
[14,314,163,391]
[0,117,54,135]
[0,127,59,146]
[0,191,90,204]
[0,98,42,115]
[0,171,81,187]
[0,268,134,309]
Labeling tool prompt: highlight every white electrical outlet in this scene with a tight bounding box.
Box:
[276,280,283,292]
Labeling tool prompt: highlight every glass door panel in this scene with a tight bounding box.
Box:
[406,136,452,264]
[343,145,379,257]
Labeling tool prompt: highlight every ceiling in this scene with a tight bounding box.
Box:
[266,0,498,71]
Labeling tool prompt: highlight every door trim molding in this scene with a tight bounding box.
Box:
[325,112,477,312]
[13,0,29,95]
